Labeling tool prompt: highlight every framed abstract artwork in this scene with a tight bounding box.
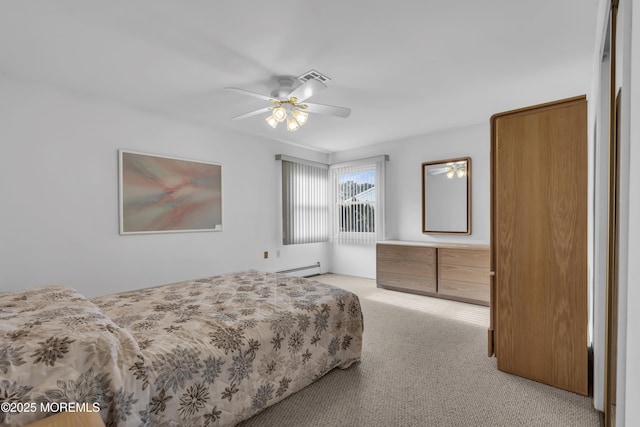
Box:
[119,150,223,234]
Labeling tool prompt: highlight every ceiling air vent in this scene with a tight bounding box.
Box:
[297,69,331,84]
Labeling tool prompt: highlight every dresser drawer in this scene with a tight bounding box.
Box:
[438,264,490,285]
[438,248,489,268]
[377,259,436,277]
[438,279,490,304]
[377,271,437,293]
[377,244,436,263]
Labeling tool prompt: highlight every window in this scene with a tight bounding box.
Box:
[330,155,387,244]
[336,166,376,233]
[278,155,329,245]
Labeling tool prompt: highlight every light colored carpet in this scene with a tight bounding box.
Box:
[238,274,602,427]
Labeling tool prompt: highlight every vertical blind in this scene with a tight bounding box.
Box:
[280,157,329,245]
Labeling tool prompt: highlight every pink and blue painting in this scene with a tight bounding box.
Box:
[119,151,222,234]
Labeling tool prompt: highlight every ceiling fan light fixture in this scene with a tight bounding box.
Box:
[227,75,350,133]
[446,167,455,179]
[286,116,300,131]
[456,166,466,178]
[292,109,308,125]
[266,115,278,128]
[273,106,287,122]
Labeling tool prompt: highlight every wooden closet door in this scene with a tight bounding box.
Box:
[491,96,588,395]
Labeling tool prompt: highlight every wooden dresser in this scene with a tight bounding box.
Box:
[376,241,490,306]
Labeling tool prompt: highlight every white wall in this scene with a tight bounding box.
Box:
[0,76,329,297]
[619,0,640,424]
[591,0,639,424]
[328,123,490,278]
[590,0,611,411]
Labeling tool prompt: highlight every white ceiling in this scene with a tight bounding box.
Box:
[0,0,598,153]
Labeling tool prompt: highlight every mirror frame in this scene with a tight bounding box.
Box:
[421,157,472,235]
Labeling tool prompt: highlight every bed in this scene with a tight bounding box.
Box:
[0,271,363,426]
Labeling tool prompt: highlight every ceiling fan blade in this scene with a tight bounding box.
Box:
[231,107,272,120]
[287,79,327,102]
[225,87,275,103]
[303,102,351,118]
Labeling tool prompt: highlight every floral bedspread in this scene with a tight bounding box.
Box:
[0,285,143,426]
[0,271,363,426]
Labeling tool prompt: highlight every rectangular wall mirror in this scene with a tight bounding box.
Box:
[422,157,471,234]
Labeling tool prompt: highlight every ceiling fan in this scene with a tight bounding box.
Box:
[428,161,467,178]
[225,75,351,131]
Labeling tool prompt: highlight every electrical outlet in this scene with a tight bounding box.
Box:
[276,250,281,258]
[264,251,268,259]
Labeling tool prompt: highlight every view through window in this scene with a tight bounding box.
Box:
[336,167,375,234]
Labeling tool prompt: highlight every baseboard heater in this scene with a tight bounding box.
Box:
[276,262,321,278]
